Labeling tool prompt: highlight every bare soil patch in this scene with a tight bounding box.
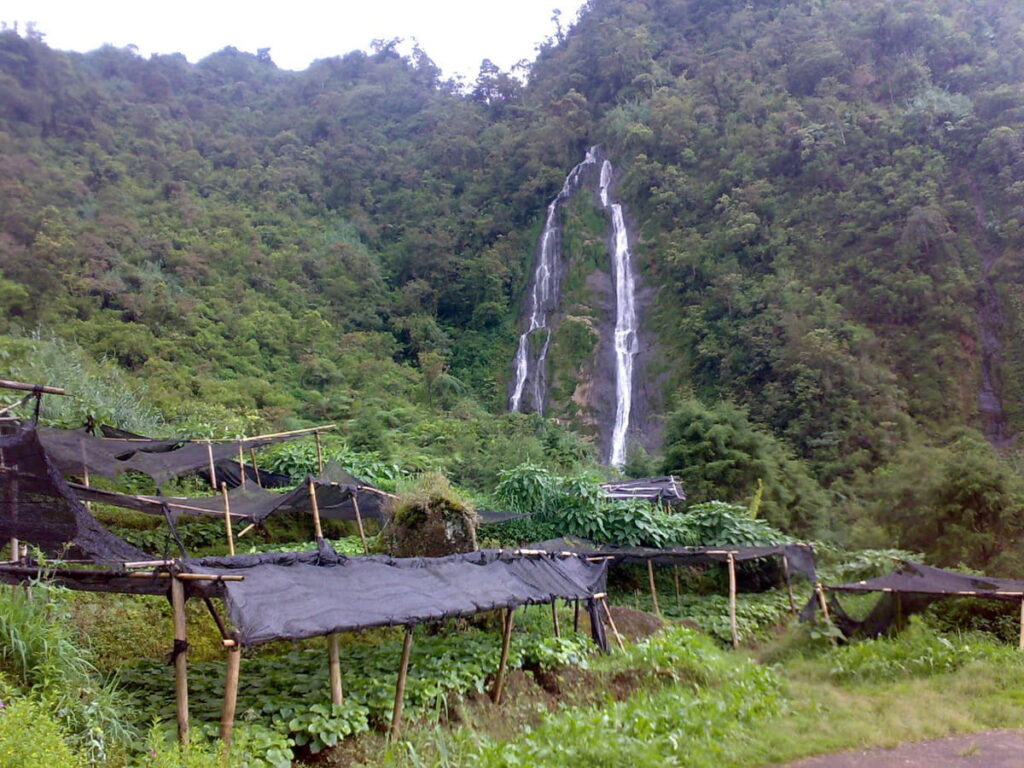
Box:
[776,730,1024,767]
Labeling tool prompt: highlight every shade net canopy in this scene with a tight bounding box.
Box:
[531,536,816,581]
[599,476,686,504]
[803,561,1024,638]
[71,467,394,525]
[0,426,148,563]
[37,426,298,485]
[182,544,609,647]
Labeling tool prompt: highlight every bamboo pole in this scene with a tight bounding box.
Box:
[0,379,68,396]
[551,600,560,638]
[573,599,580,633]
[171,576,190,745]
[1019,598,1024,651]
[237,444,246,490]
[727,553,739,649]
[220,484,235,556]
[328,634,344,706]
[352,493,368,554]
[7,538,17,564]
[674,565,682,609]
[782,555,797,616]
[236,523,256,539]
[601,597,626,651]
[390,626,414,740]
[647,560,661,616]
[206,441,217,490]
[249,448,262,488]
[219,640,241,745]
[314,431,324,475]
[815,583,837,646]
[308,479,323,541]
[491,607,515,704]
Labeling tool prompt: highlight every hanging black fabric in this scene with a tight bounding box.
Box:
[182,545,609,647]
[0,426,148,563]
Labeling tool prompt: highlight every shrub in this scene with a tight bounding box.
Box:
[0,695,84,768]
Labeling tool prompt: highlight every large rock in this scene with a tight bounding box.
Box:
[384,476,478,558]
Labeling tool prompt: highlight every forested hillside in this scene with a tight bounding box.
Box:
[3,0,1024,562]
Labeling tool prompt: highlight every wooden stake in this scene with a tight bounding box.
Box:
[221,483,235,556]
[206,441,217,490]
[1019,598,1023,651]
[237,444,246,490]
[219,641,241,745]
[674,565,682,609]
[171,576,190,745]
[491,607,515,704]
[727,553,739,649]
[352,493,368,554]
[328,634,344,706]
[782,555,797,616]
[314,431,324,475]
[249,448,262,488]
[308,479,323,541]
[573,599,580,633]
[647,559,661,616]
[390,626,414,740]
[551,600,560,638]
[816,583,837,646]
[601,597,626,651]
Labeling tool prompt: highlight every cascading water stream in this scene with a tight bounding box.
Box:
[509,147,599,414]
[599,160,638,467]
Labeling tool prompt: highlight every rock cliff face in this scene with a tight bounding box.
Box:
[510,147,662,465]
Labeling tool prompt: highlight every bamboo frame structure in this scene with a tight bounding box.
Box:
[647,560,661,616]
[249,448,262,488]
[551,600,560,638]
[314,431,324,475]
[815,582,837,645]
[221,483,235,556]
[206,441,217,490]
[390,626,414,740]
[308,479,324,541]
[328,634,344,706]
[237,444,247,490]
[0,379,68,396]
[573,598,580,633]
[727,553,739,649]
[491,607,515,704]
[171,576,190,745]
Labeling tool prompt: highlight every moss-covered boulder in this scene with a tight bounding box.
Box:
[384,473,479,557]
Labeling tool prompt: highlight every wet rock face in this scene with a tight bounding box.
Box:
[386,493,478,558]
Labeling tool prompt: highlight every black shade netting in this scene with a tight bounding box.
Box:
[803,560,1024,639]
[0,426,148,563]
[531,536,816,581]
[599,476,686,504]
[182,544,609,647]
[198,460,292,490]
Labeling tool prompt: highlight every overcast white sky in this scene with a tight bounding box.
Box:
[4,0,587,82]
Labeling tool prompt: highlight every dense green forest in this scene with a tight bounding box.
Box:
[3,0,1024,566]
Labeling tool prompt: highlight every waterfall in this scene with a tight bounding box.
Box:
[509,147,599,414]
[599,160,638,467]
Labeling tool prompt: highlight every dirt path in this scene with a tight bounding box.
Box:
[778,730,1024,767]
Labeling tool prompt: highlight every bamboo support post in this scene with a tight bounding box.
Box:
[551,600,560,638]
[221,484,235,556]
[308,479,323,541]
[1019,598,1024,651]
[674,565,682,609]
[249,448,262,488]
[491,607,515,704]
[727,553,739,649]
[314,431,324,475]
[390,626,414,741]
[815,583,837,645]
[171,576,190,745]
[647,559,661,616]
[219,639,241,745]
[328,634,344,706]
[573,598,580,633]
[601,597,626,651]
[237,444,246,490]
[236,523,256,539]
[782,555,797,615]
[206,441,217,490]
[352,494,368,554]
[8,537,17,564]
